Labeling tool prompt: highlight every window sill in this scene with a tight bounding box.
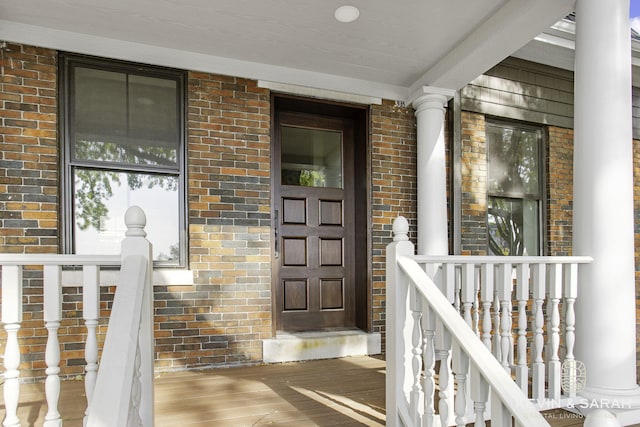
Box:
[61,268,195,286]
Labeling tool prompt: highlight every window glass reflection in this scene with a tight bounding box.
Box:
[73,169,179,263]
[74,67,178,167]
[487,125,540,196]
[488,197,539,256]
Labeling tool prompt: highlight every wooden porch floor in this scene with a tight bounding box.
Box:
[2,356,591,426]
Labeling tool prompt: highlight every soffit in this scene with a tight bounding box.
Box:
[0,0,575,100]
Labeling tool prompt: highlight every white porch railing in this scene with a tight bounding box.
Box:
[0,206,154,427]
[386,216,592,427]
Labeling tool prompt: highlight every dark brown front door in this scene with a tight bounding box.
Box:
[274,111,355,332]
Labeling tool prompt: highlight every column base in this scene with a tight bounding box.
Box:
[575,385,640,426]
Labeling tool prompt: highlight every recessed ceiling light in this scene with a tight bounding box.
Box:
[335,5,360,23]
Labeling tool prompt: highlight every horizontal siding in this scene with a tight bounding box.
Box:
[633,86,640,140]
[461,57,574,128]
[463,57,640,139]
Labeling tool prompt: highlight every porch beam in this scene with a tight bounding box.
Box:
[408,0,574,93]
[573,0,640,412]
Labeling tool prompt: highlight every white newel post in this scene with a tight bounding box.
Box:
[121,206,155,427]
[386,216,415,427]
[410,87,455,256]
[573,0,640,410]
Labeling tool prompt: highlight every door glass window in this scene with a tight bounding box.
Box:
[280,126,343,188]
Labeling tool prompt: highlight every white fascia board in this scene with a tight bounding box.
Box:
[258,81,382,105]
[512,38,575,72]
[548,18,576,37]
[0,20,409,102]
[515,20,640,77]
[534,32,575,51]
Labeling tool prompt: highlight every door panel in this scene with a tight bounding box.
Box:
[274,112,355,332]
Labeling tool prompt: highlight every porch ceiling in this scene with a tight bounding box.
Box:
[0,0,574,100]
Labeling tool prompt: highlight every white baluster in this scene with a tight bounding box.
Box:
[547,263,562,400]
[440,262,456,304]
[454,271,461,313]
[2,265,22,427]
[410,287,423,425]
[470,363,488,426]
[422,302,436,427]
[563,263,579,397]
[497,263,513,372]
[43,265,62,427]
[480,264,494,350]
[473,266,480,336]
[439,263,455,425]
[461,263,475,328]
[531,264,546,403]
[83,265,100,424]
[436,323,453,427]
[515,263,529,395]
[492,289,501,361]
[452,342,469,427]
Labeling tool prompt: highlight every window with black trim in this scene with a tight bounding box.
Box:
[486,121,544,256]
[60,54,186,266]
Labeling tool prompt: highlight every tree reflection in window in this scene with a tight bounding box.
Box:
[73,168,179,263]
[73,140,177,232]
[487,123,542,256]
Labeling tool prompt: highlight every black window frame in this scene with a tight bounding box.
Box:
[486,119,546,256]
[59,53,188,267]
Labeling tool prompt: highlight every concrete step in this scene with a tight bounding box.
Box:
[262,330,381,364]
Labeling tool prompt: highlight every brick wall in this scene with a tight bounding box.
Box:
[459,115,577,257]
[3,41,637,383]
[0,51,422,376]
[547,126,574,256]
[0,43,69,379]
[0,43,58,253]
[163,72,272,369]
[460,110,640,382]
[370,100,417,343]
[460,111,488,255]
[0,46,276,377]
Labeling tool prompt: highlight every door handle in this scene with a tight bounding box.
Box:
[274,209,280,259]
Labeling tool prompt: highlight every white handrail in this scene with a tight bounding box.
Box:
[85,255,149,426]
[386,215,554,427]
[1,255,120,427]
[413,254,593,264]
[86,206,154,427]
[0,254,120,266]
[0,206,153,427]
[397,255,550,426]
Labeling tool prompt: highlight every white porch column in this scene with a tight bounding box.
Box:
[411,87,455,256]
[574,0,640,409]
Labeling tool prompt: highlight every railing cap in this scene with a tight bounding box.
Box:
[392,216,409,242]
[125,206,147,238]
